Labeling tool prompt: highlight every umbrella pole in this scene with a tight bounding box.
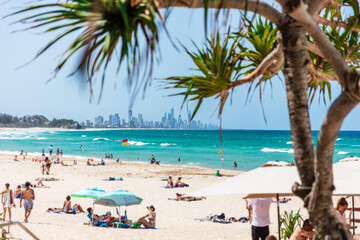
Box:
[352,196,355,235]
[277,194,280,240]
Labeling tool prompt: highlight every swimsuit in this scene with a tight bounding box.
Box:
[24,200,33,210]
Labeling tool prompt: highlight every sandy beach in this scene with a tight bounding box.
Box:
[0,153,309,240]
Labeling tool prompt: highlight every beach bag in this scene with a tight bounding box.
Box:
[10,190,14,205]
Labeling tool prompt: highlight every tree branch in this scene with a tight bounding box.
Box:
[157,0,286,27]
[314,16,360,33]
[228,40,284,89]
[307,42,325,58]
[307,0,329,15]
[287,1,350,84]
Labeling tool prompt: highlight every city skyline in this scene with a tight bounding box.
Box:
[84,107,218,129]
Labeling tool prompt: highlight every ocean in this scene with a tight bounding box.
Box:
[0,129,359,171]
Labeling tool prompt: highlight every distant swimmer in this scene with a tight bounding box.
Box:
[234,161,238,168]
[178,157,181,162]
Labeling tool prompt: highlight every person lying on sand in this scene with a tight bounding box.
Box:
[175,193,206,202]
[63,195,85,213]
[25,180,50,188]
[35,177,60,181]
[228,217,249,223]
[174,177,189,187]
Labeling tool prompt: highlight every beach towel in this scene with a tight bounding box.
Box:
[47,209,66,214]
[102,177,123,181]
[168,198,204,202]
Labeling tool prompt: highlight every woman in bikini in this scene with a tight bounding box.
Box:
[138,205,156,228]
[63,195,85,213]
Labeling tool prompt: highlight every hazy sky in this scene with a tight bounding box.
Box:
[0,3,359,130]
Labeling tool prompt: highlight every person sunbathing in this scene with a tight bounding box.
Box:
[35,177,60,181]
[175,193,206,202]
[167,176,174,187]
[138,205,156,229]
[229,217,249,222]
[87,208,100,221]
[63,195,85,213]
[27,179,50,188]
[14,185,22,198]
[174,177,189,187]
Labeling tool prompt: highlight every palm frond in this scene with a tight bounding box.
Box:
[10,0,164,100]
[164,30,243,122]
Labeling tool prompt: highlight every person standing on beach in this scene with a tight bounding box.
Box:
[56,148,59,156]
[60,149,63,157]
[20,181,35,223]
[49,145,53,156]
[247,198,273,240]
[1,183,16,222]
[42,148,45,156]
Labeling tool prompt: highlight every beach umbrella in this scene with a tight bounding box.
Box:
[94,190,142,207]
[188,165,360,239]
[71,188,106,199]
[95,190,142,219]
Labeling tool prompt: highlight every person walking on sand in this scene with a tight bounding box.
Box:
[20,181,35,223]
[247,198,273,240]
[1,183,16,222]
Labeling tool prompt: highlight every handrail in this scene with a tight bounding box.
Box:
[0,221,39,240]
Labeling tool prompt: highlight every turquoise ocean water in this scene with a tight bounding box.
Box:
[0,129,359,171]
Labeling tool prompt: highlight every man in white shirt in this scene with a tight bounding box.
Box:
[247,198,273,240]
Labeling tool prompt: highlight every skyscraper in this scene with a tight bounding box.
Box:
[138,113,142,128]
[114,113,120,127]
[128,110,132,127]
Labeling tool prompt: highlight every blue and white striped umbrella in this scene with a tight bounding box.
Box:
[94,190,142,207]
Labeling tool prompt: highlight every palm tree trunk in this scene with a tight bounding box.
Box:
[280,19,315,200]
[309,92,359,240]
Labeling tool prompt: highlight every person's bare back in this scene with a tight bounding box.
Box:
[22,188,35,201]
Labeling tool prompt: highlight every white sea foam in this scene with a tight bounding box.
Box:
[160,143,177,147]
[92,137,110,141]
[37,137,47,140]
[286,141,293,145]
[82,135,86,138]
[135,141,150,146]
[128,141,150,146]
[0,150,22,155]
[351,145,360,147]
[261,148,294,153]
[336,138,342,141]
[337,151,349,155]
[0,136,31,140]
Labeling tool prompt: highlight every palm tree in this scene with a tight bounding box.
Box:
[6,0,360,238]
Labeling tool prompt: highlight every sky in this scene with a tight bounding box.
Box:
[0,2,359,130]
